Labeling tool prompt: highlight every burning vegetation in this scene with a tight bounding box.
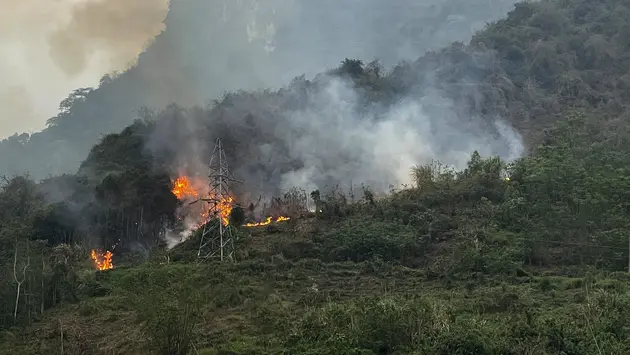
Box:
[244,216,290,227]
[90,249,113,270]
[171,175,290,229]
[171,176,199,199]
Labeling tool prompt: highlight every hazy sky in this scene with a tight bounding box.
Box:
[0,0,168,139]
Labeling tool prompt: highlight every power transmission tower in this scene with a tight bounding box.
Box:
[196,138,241,263]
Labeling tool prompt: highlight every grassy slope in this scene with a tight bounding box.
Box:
[4,214,630,355]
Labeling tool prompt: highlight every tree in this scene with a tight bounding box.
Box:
[336,58,365,78]
[12,239,29,323]
[230,205,246,227]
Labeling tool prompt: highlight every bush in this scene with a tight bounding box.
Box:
[121,268,203,355]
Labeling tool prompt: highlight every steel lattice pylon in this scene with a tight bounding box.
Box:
[196,138,241,263]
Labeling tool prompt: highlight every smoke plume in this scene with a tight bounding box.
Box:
[47,0,169,77]
[275,78,523,193]
[147,70,524,207]
[0,0,168,138]
[150,67,524,251]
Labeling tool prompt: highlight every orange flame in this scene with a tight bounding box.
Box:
[91,249,113,270]
[244,216,290,227]
[172,175,234,227]
[171,175,291,229]
[172,176,199,199]
[217,195,234,226]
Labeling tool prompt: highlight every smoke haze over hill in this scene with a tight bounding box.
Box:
[141,70,523,203]
[0,0,522,184]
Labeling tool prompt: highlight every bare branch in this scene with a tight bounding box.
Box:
[13,239,30,322]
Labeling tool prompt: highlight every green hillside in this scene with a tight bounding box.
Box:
[4,112,630,354]
[4,0,630,354]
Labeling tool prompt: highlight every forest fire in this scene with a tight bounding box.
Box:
[244,216,290,227]
[90,249,113,271]
[172,176,199,199]
[216,195,234,226]
[171,175,234,227]
[171,175,290,230]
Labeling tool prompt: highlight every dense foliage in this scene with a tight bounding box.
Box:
[4,0,630,353]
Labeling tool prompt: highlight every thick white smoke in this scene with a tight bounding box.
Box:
[272,77,523,193]
[151,70,524,202]
[153,72,525,250]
